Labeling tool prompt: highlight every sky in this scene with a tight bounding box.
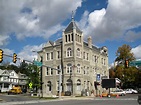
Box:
[0,0,141,66]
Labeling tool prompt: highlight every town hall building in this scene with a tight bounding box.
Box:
[38,16,109,97]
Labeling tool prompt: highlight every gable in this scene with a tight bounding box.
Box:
[9,70,18,78]
[2,70,9,75]
[44,41,54,47]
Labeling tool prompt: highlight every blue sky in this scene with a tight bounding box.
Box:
[0,0,141,66]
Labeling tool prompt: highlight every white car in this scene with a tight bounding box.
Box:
[111,89,126,96]
[125,89,138,94]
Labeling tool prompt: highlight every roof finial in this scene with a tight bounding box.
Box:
[72,11,74,21]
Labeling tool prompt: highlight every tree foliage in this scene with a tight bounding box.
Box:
[109,44,140,89]
[115,44,135,68]
[109,67,115,78]
[0,62,40,91]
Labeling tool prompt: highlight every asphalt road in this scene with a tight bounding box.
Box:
[0,93,139,105]
[14,99,138,105]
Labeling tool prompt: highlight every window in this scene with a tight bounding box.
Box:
[77,64,81,73]
[71,34,73,41]
[67,48,72,57]
[51,52,53,60]
[11,73,14,76]
[83,66,86,74]
[51,68,53,75]
[46,67,49,75]
[46,53,50,60]
[77,48,81,57]
[66,63,72,74]
[57,51,61,59]
[68,34,70,42]
[95,55,98,63]
[57,81,59,91]
[3,77,8,81]
[86,53,89,60]
[83,52,85,59]
[76,79,81,91]
[56,65,61,75]
[65,35,67,42]
[87,67,89,74]
[104,59,106,65]
[47,81,52,91]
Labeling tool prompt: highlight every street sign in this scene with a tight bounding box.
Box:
[129,60,141,67]
[29,82,33,89]
[33,61,42,67]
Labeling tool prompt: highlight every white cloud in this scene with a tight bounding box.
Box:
[18,44,43,62]
[78,0,141,43]
[132,45,141,60]
[124,31,141,42]
[0,35,10,46]
[2,48,14,56]
[0,0,82,46]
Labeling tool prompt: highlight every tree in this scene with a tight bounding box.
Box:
[18,61,40,91]
[109,67,115,78]
[115,65,124,81]
[115,44,135,68]
[27,64,40,92]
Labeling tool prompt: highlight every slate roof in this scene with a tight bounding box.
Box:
[64,19,82,33]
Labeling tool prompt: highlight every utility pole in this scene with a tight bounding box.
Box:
[59,69,62,99]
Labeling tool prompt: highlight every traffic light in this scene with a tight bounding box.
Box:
[125,60,129,68]
[13,53,17,63]
[0,49,3,63]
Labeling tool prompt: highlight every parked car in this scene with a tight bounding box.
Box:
[125,89,138,94]
[101,92,118,97]
[111,89,126,96]
[8,86,22,95]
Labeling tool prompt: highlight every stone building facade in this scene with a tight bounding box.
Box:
[38,17,109,97]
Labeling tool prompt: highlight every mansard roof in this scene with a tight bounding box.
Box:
[83,41,99,51]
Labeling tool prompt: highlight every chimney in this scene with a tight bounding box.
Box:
[88,36,92,48]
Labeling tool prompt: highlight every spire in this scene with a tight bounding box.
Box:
[64,11,82,33]
[71,11,74,21]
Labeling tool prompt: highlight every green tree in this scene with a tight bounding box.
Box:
[18,61,40,91]
[109,67,115,78]
[115,65,124,81]
[27,64,40,92]
[115,44,135,68]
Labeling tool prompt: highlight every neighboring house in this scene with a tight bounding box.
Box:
[0,69,10,92]
[18,72,28,89]
[38,16,109,97]
[0,69,28,92]
[8,70,19,89]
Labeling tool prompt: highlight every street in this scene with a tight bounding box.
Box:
[0,93,139,105]
[4,99,138,105]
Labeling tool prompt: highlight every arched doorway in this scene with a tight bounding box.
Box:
[66,79,73,93]
[47,81,52,91]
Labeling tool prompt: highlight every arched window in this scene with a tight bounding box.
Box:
[47,81,52,91]
[66,63,72,74]
[67,48,72,57]
[76,48,81,57]
[77,79,81,91]
[66,79,72,92]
